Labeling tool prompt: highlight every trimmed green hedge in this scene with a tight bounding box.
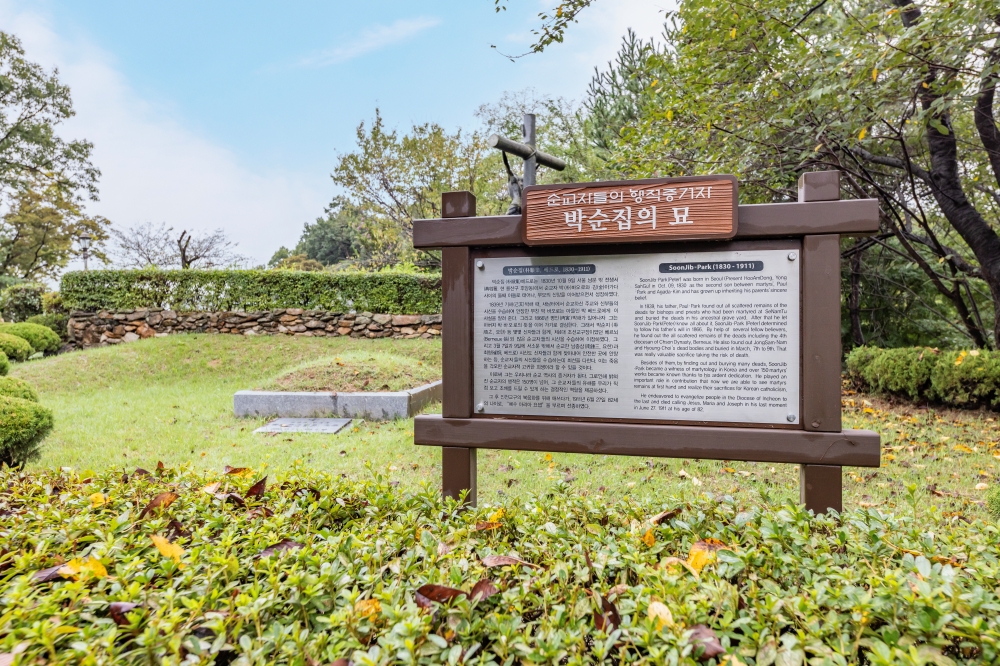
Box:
[0,322,61,354]
[61,269,442,314]
[0,332,33,362]
[0,394,52,467]
[0,351,8,377]
[846,345,1000,408]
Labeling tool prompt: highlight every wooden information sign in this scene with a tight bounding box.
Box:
[413,170,881,515]
[523,176,737,245]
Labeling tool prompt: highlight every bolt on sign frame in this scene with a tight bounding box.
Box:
[413,171,881,514]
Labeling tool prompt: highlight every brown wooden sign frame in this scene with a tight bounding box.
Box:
[413,172,881,514]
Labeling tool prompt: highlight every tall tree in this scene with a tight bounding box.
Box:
[1,31,104,278]
[0,184,109,280]
[110,222,246,269]
[530,0,1000,348]
[0,32,99,205]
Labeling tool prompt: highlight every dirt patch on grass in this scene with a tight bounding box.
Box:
[260,349,442,392]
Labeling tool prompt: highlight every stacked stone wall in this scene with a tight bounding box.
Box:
[67,309,442,348]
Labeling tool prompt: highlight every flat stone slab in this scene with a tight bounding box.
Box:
[254,418,352,434]
[234,380,442,421]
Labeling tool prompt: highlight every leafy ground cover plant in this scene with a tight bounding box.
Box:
[0,333,32,363]
[259,348,441,393]
[0,464,997,665]
[0,323,61,355]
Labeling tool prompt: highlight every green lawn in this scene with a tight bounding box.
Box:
[11,334,1000,517]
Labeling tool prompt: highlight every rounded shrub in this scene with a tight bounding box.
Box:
[0,377,38,402]
[0,283,44,322]
[0,322,61,354]
[988,485,1000,520]
[0,333,33,362]
[0,395,53,468]
[26,313,70,343]
[0,351,8,377]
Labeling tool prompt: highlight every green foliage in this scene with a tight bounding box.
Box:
[0,350,8,376]
[0,322,61,354]
[0,32,99,203]
[26,313,70,343]
[847,346,1000,408]
[294,200,363,266]
[988,485,1000,520]
[0,395,51,467]
[271,253,324,272]
[0,185,110,281]
[2,466,1000,664]
[0,376,39,402]
[0,332,33,362]
[60,269,442,314]
[42,291,65,314]
[583,0,1000,347]
[0,283,44,322]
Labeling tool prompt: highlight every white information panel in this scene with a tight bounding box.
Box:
[473,248,800,425]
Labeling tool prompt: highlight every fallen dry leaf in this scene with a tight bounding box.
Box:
[59,556,108,580]
[108,601,140,626]
[258,539,303,558]
[593,594,621,633]
[151,535,184,563]
[32,565,64,583]
[139,492,179,519]
[201,482,221,495]
[223,466,252,477]
[687,538,728,574]
[89,492,107,508]
[648,600,673,631]
[245,476,267,498]
[354,598,381,619]
[481,554,538,568]
[642,529,656,548]
[474,521,501,531]
[437,542,453,556]
[416,584,465,604]
[470,578,499,602]
[650,507,682,525]
[976,482,989,491]
[688,625,725,661]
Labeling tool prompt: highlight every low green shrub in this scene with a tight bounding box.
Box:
[0,282,45,322]
[0,467,999,664]
[0,351,7,376]
[0,395,52,467]
[26,313,70,343]
[0,332,33,362]
[0,376,39,402]
[0,322,61,354]
[847,345,1000,409]
[988,485,1000,520]
[42,291,66,314]
[61,269,442,314]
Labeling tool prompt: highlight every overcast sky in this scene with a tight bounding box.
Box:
[0,0,671,268]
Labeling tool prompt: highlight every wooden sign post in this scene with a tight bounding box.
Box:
[413,171,880,514]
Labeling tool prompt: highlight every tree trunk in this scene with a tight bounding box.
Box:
[849,242,865,347]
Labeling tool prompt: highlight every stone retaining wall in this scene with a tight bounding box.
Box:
[67,308,442,348]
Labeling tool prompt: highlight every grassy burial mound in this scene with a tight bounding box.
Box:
[259,348,442,393]
[1,465,998,665]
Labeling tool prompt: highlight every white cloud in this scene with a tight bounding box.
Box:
[296,17,441,68]
[0,1,328,269]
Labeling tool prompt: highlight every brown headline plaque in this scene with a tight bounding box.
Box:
[523,175,737,246]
